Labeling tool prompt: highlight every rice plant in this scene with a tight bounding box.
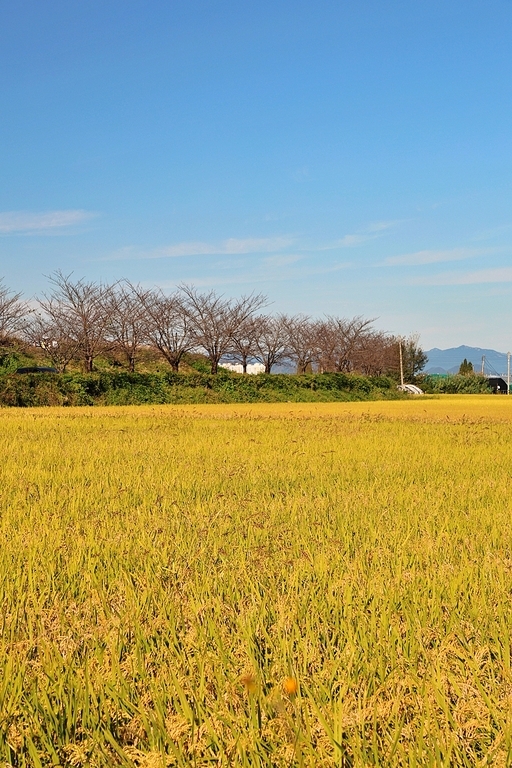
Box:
[1,397,512,766]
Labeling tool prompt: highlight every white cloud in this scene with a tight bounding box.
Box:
[412,266,512,286]
[108,220,400,262]
[317,221,399,251]
[0,209,95,234]
[333,234,369,248]
[312,233,368,251]
[148,256,356,293]
[385,247,485,266]
[114,236,297,260]
[366,220,399,233]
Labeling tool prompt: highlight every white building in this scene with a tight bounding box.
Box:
[220,362,265,375]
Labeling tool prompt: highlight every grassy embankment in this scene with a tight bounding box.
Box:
[0,371,403,407]
[1,397,512,766]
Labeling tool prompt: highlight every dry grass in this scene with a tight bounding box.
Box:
[1,396,512,766]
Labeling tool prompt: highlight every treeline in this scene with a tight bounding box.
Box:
[0,273,426,378]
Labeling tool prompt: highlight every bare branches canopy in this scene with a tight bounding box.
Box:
[180,286,267,374]
[0,279,28,344]
[38,272,115,373]
[135,286,195,372]
[0,274,425,377]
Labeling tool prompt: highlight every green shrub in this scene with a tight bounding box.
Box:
[0,370,403,407]
[420,374,492,394]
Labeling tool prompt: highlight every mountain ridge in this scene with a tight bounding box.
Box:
[424,345,510,375]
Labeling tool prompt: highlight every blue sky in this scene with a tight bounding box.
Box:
[1,0,512,349]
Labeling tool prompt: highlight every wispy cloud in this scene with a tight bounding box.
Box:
[318,220,399,251]
[108,220,399,262]
[262,253,303,267]
[385,247,486,266]
[111,236,296,260]
[366,220,399,233]
[412,266,512,286]
[0,209,95,234]
[328,234,369,248]
[470,223,512,242]
[143,254,354,291]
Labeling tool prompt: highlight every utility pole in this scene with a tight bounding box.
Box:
[508,351,510,395]
[399,337,404,386]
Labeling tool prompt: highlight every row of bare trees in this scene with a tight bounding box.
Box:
[0,280,26,344]
[0,273,424,377]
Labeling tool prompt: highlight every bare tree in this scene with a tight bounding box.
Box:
[0,279,27,344]
[226,315,263,373]
[313,319,337,373]
[315,316,375,373]
[136,287,195,372]
[180,285,266,374]
[284,315,318,374]
[38,272,115,373]
[357,331,397,376]
[25,313,81,372]
[105,281,147,372]
[253,314,290,374]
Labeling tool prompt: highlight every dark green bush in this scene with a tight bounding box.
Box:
[0,347,35,374]
[420,374,492,394]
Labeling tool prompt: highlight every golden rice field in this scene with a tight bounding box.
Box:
[2,396,512,767]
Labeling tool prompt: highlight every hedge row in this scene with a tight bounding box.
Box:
[420,374,492,394]
[0,371,401,407]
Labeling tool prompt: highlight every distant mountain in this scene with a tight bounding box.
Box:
[424,346,509,375]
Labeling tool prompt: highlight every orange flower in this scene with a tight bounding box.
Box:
[240,672,258,695]
[283,676,298,696]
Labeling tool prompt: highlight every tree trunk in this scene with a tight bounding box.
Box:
[85,355,93,373]
[129,356,135,373]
